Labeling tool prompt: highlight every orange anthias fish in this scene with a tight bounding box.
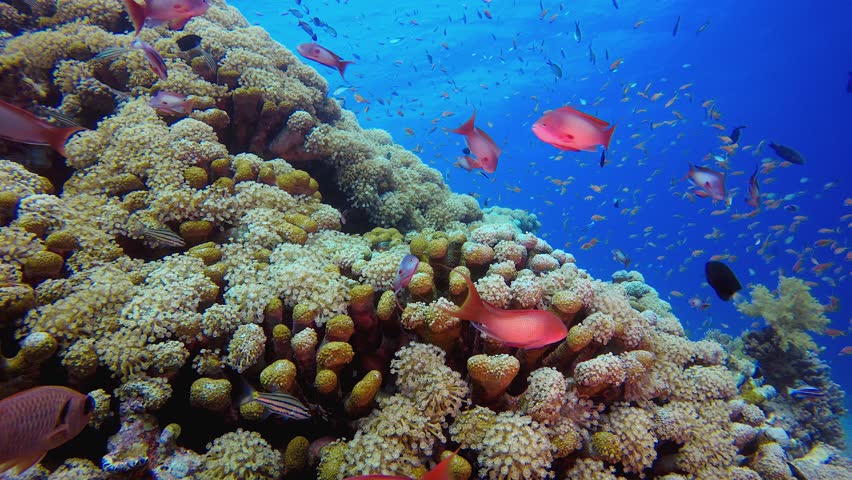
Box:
[0,386,94,476]
[122,0,210,37]
[296,43,355,80]
[438,272,567,349]
[446,110,501,173]
[344,448,458,480]
[532,106,616,152]
[0,100,85,157]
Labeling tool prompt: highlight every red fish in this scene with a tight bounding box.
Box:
[148,91,193,115]
[123,0,210,37]
[745,164,760,209]
[438,272,567,349]
[447,110,501,173]
[391,254,420,310]
[531,106,616,152]
[296,42,354,80]
[685,163,727,201]
[0,386,93,476]
[345,448,457,480]
[0,100,85,157]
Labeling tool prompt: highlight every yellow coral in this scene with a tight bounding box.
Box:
[190,378,232,411]
[22,250,64,280]
[316,341,354,372]
[467,353,520,402]
[284,436,310,472]
[315,369,338,394]
[736,276,829,352]
[260,359,297,393]
[324,314,355,342]
[345,370,382,417]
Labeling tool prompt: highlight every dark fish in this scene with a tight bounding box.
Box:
[599,150,608,167]
[768,142,806,165]
[478,171,489,179]
[385,152,392,160]
[787,385,825,399]
[546,60,562,79]
[253,392,311,420]
[672,16,681,36]
[289,8,303,18]
[848,72,852,93]
[462,147,470,155]
[705,261,741,301]
[298,20,317,41]
[605,49,609,60]
[574,21,582,43]
[175,34,202,51]
[612,0,619,9]
[426,52,433,63]
[612,198,620,208]
[588,45,596,64]
[729,125,746,144]
[312,16,326,27]
[324,25,337,37]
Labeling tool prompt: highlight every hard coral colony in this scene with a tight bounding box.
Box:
[0,1,846,480]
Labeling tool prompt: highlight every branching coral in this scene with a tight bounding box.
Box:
[736,275,829,353]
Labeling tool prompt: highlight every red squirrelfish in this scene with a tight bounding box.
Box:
[532,106,616,152]
[0,386,94,476]
[447,110,501,173]
[746,165,760,209]
[438,272,567,349]
[344,448,457,480]
[685,163,727,201]
[148,91,194,115]
[0,100,85,157]
[123,0,210,37]
[296,42,354,80]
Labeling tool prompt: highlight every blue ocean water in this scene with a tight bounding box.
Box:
[231,1,851,400]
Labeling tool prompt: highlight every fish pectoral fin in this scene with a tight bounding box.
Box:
[1,451,47,475]
[47,425,70,444]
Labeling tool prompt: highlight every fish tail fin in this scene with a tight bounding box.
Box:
[122,0,146,36]
[437,271,488,321]
[48,126,85,157]
[603,123,616,149]
[449,110,476,135]
[337,60,354,80]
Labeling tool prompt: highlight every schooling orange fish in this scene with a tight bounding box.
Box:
[438,272,567,349]
[0,100,85,157]
[344,448,458,480]
[0,386,93,476]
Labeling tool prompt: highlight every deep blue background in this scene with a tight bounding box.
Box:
[229,0,851,404]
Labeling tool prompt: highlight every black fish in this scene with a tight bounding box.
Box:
[175,34,202,51]
[705,261,741,301]
[546,60,562,79]
[612,0,619,9]
[672,16,681,37]
[324,25,337,37]
[312,17,326,27]
[462,147,470,155]
[599,150,608,167]
[847,72,851,93]
[298,20,317,41]
[289,8,303,18]
[729,125,746,144]
[613,198,620,208]
[768,142,806,165]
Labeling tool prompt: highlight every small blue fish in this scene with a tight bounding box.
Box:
[787,385,825,399]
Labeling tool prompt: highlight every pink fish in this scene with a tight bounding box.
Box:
[344,448,457,480]
[391,254,420,309]
[133,38,168,80]
[745,165,760,209]
[0,100,85,157]
[688,296,710,311]
[685,163,727,201]
[0,386,93,476]
[148,91,194,115]
[532,106,616,152]
[123,0,210,37]
[447,110,501,173]
[296,43,354,80]
[437,272,567,349]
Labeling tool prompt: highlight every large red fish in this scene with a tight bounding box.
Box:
[685,163,727,201]
[0,100,85,157]
[344,448,457,480]
[447,110,501,173]
[438,272,567,349]
[0,386,93,476]
[123,0,210,37]
[532,106,616,152]
[296,43,354,80]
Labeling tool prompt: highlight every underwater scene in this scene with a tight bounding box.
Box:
[0,0,849,478]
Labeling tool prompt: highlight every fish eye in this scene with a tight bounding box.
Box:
[84,395,95,415]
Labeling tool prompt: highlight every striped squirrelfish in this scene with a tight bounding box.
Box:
[0,100,85,157]
[438,272,567,349]
[344,448,458,480]
[122,0,210,37]
[0,386,94,476]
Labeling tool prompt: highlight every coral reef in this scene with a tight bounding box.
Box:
[0,0,847,479]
